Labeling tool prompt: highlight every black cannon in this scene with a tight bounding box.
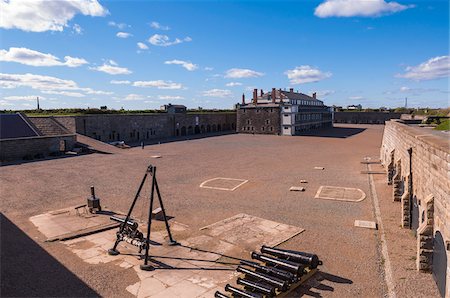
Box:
[237,266,289,291]
[214,291,230,298]
[237,277,276,296]
[225,284,263,298]
[261,245,320,269]
[251,252,304,275]
[240,260,297,283]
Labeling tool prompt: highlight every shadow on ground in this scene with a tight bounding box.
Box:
[290,271,353,297]
[0,213,98,297]
[297,126,366,138]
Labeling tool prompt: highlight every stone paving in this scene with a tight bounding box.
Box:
[30,212,303,298]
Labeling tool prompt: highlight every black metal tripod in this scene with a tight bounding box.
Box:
[108,164,177,271]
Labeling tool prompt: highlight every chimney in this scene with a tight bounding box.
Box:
[260,89,263,97]
[313,92,317,99]
[253,88,258,104]
[289,88,294,93]
[37,96,40,110]
[242,93,245,105]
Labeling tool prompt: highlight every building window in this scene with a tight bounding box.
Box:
[270,127,273,131]
[251,126,254,131]
[262,127,265,131]
[247,119,251,125]
[256,109,260,113]
[284,114,289,117]
[284,126,288,130]
[247,126,250,130]
[284,106,288,110]
[265,119,270,124]
[270,108,273,113]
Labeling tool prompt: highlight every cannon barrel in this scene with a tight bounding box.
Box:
[251,252,304,275]
[237,266,289,291]
[214,291,230,298]
[110,216,138,230]
[237,277,276,296]
[240,260,297,282]
[225,284,263,298]
[261,245,320,269]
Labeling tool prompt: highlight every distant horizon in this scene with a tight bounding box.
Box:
[1,1,448,110]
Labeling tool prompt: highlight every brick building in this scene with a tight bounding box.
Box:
[237,88,333,135]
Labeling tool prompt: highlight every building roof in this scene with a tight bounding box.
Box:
[0,113,39,139]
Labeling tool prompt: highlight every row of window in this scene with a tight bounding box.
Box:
[294,114,323,121]
[242,108,275,113]
[246,119,271,125]
[242,126,274,132]
[289,100,322,106]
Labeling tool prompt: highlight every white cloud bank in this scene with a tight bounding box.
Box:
[314,0,413,18]
[110,80,131,85]
[133,80,183,90]
[90,60,132,75]
[397,56,449,81]
[137,42,149,50]
[159,95,184,100]
[0,47,88,67]
[226,82,243,87]
[225,68,264,79]
[164,60,198,71]
[0,0,108,32]
[0,73,112,96]
[202,89,232,98]
[148,34,192,47]
[285,65,332,84]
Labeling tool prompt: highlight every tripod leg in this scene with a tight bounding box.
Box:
[154,178,178,245]
[140,168,156,271]
[108,169,149,255]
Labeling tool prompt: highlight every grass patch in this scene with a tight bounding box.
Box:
[434,119,450,131]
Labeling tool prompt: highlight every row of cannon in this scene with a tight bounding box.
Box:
[215,245,321,298]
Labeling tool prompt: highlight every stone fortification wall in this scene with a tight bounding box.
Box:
[380,120,449,297]
[334,112,401,124]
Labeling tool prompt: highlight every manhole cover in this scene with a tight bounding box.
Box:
[315,186,366,202]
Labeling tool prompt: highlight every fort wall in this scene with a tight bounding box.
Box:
[335,112,401,124]
[380,120,449,297]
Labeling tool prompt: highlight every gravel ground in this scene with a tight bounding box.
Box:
[0,124,439,297]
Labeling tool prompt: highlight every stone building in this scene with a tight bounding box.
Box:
[380,120,450,297]
[237,88,333,135]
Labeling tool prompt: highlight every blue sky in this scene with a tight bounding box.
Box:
[0,0,448,110]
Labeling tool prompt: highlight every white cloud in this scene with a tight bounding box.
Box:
[158,95,184,100]
[148,34,192,47]
[0,73,113,98]
[204,67,214,71]
[349,96,364,100]
[314,0,413,18]
[116,32,132,38]
[110,80,131,85]
[285,65,332,84]
[137,42,149,50]
[202,89,232,98]
[150,21,170,30]
[397,56,450,81]
[1,0,108,32]
[41,90,85,97]
[226,82,243,87]
[124,94,145,101]
[164,59,198,71]
[225,68,264,79]
[133,80,183,90]
[0,47,88,67]
[0,100,14,106]
[3,95,44,101]
[312,90,335,98]
[108,21,128,30]
[90,61,132,75]
[73,24,83,34]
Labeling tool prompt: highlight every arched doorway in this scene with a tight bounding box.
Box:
[187,126,193,135]
[181,126,186,136]
[194,125,200,134]
[207,125,211,133]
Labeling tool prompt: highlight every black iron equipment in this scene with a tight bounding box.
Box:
[87,186,101,213]
[214,291,230,298]
[225,284,263,298]
[251,252,304,275]
[108,164,177,271]
[240,260,297,283]
[237,266,289,291]
[237,277,276,297]
[260,245,320,269]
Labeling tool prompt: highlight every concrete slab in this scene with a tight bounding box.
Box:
[354,220,377,230]
[315,186,366,202]
[290,186,305,192]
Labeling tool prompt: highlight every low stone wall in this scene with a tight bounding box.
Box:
[334,112,401,124]
[380,120,449,297]
[0,134,76,161]
[53,113,236,143]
